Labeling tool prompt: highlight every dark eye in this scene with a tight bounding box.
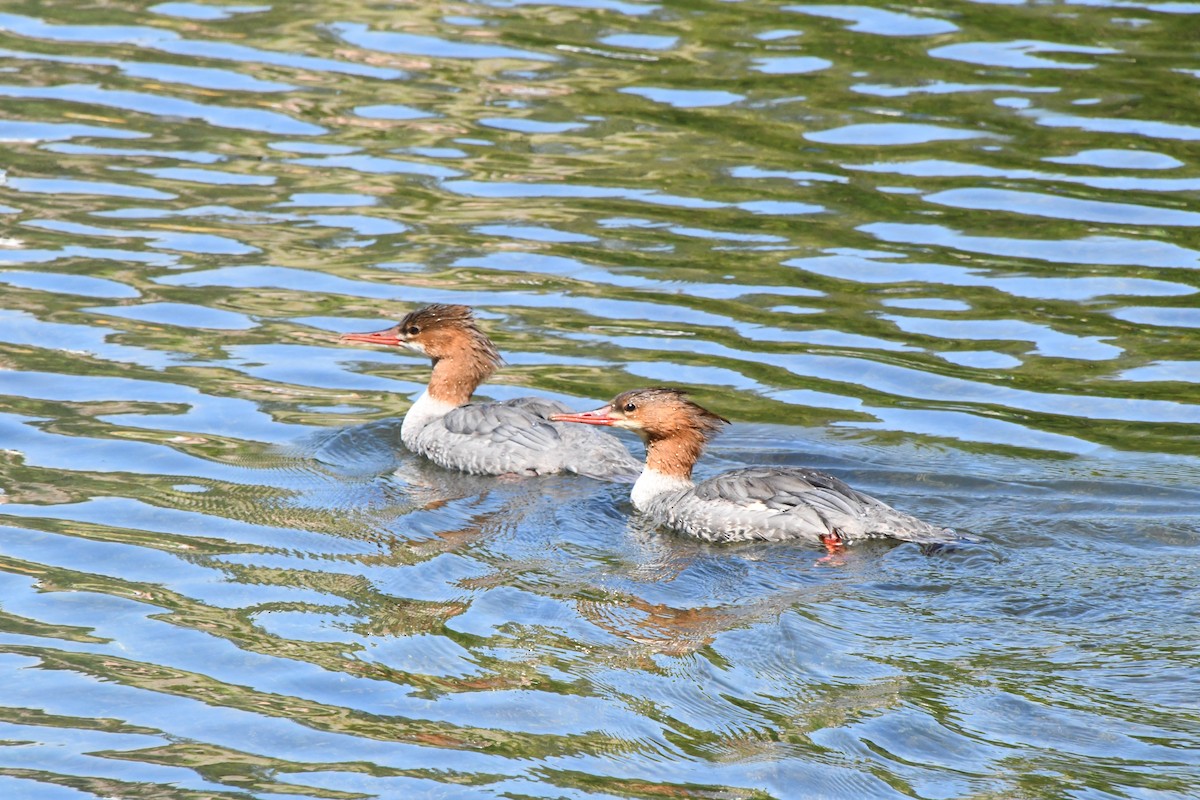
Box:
[406,326,420,335]
[623,402,637,412]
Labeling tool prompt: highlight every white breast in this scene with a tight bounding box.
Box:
[401,390,459,446]
[630,468,693,511]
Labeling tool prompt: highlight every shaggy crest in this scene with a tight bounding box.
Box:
[609,387,729,442]
[602,387,730,480]
[399,305,501,367]
[340,304,504,406]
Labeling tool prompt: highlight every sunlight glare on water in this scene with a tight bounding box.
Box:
[0,1,1198,798]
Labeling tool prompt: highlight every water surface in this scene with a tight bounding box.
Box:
[1,1,1199,798]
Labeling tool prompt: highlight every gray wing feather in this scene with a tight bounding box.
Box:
[442,403,563,449]
[497,396,573,418]
[689,466,953,543]
[418,399,641,481]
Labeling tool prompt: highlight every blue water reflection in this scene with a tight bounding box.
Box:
[1,2,1198,799]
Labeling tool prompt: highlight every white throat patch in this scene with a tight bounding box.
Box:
[401,390,458,444]
[630,468,693,511]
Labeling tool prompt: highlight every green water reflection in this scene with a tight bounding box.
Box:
[1,0,1198,798]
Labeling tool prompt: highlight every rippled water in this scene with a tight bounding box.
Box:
[2,1,1199,798]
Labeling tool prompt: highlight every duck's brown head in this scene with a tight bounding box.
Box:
[340,304,502,404]
[340,304,497,362]
[551,388,729,476]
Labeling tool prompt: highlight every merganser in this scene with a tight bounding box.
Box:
[550,388,959,547]
[339,304,641,480]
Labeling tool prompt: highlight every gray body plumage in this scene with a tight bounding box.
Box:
[641,466,957,544]
[404,396,642,481]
